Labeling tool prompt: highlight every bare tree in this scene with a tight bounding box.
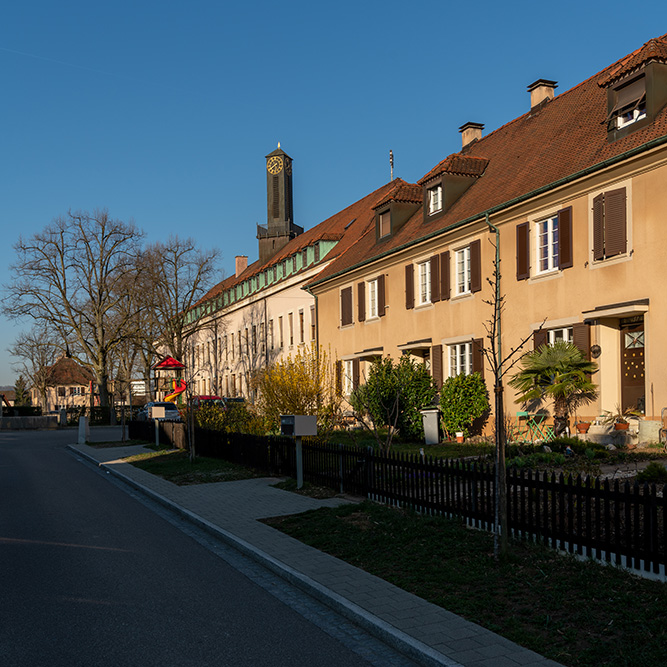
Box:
[482,220,544,559]
[9,326,61,410]
[144,236,221,364]
[3,210,143,409]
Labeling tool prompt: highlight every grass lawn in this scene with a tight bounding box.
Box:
[124,449,264,485]
[263,501,667,667]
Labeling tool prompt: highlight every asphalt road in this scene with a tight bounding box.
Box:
[0,429,379,667]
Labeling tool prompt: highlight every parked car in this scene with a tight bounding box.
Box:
[137,401,182,422]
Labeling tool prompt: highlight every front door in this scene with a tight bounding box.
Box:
[620,318,645,414]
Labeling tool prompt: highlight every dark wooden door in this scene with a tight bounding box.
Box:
[620,319,645,413]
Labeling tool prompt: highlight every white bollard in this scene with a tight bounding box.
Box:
[78,416,89,444]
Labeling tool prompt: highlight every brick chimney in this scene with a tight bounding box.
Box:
[235,255,248,277]
[528,79,557,109]
[459,122,484,149]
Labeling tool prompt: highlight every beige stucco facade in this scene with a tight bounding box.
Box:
[311,143,667,426]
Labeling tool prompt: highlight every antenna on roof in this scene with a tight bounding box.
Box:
[389,150,394,181]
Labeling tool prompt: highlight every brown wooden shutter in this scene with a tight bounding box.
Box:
[604,187,627,258]
[335,361,342,395]
[405,264,414,309]
[357,282,366,322]
[593,193,605,261]
[572,323,591,359]
[431,345,443,389]
[516,222,530,280]
[341,287,353,326]
[352,358,360,390]
[440,251,450,300]
[472,338,484,378]
[558,206,573,270]
[430,255,440,303]
[470,239,482,293]
[533,329,548,351]
[377,274,386,316]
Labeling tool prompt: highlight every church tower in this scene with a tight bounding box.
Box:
[257,145,303,264]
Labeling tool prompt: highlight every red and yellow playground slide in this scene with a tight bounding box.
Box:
[164,378,187,403]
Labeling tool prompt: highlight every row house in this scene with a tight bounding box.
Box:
[307,35,667,424]
[179,146,395,399]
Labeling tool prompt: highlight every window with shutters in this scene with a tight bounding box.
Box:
[449,342,472,376]
[592,187,627,262]
[517,207,573,280]
[418,261,431,305]
[368,279,378,318]
[536,214,559,273]
[340,286,353,326]
[455,247,471,295]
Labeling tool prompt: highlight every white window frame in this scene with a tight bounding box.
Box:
[343,359,354,396]
[428,184,443,214]
[455,247,471,296]
[548,326,573,345]
[418,261,431,305]
[449,342,473,377]
[368,279,379,318]
[535,214,559,274]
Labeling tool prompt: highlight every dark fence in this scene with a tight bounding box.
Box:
[128,420,187,449]
[295,442,667,575]
[125,424,667,575]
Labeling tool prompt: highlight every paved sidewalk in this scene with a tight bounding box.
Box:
[69,443,562,667]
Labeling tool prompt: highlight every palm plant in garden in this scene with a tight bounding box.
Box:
[509,341,598,437]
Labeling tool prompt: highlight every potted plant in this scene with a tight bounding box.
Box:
[575,420,591,434]
[602,404,642,430]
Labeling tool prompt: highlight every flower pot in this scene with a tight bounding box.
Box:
[576,422,591,434]
[456,432,464,444]
[614,422,629,431]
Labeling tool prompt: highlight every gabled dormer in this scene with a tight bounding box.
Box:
[372,180,422,242]
[418,149,489,223]
[601,37,667,142]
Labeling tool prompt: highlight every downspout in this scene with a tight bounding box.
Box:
[486,212,507,557]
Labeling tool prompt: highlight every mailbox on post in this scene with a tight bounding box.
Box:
[280,415,317,489]
[280,415,317,437]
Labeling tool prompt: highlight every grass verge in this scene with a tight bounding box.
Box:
[263,501,667,667]
[124,449,263,485]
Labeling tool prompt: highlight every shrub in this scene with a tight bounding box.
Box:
[195,403,265,435]
[439,372,489,439]
[636,462,667,484]
[350,356,437,449]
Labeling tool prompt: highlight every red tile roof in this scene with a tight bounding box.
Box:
[418,155,489,185]
[601,34,667,86]
[373,182,423,210]
[45,357,94,386]
[309,34,667,287]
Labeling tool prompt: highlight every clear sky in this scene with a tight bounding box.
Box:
[0,1,664,386]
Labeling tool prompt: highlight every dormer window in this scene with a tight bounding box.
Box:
[378,210,391,238]
[607,75,647,130]
[428,184,443,214]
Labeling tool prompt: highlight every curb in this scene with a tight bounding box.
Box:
[68,445,461,667]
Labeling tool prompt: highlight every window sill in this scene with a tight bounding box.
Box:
[415,302,434,311]
[452,291,473,302]
[589,252,631,270]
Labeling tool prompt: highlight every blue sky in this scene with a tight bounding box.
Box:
[0,1,664,385]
